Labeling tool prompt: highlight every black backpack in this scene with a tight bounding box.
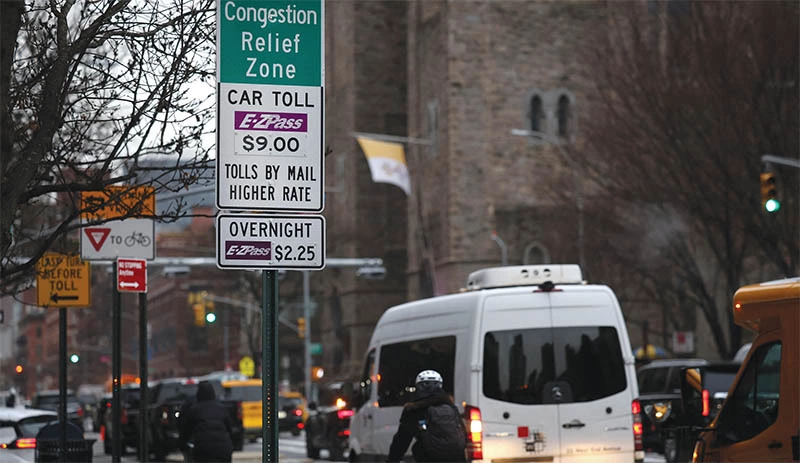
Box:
[416,403,467,461]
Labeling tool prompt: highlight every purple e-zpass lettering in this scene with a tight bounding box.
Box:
[225,240,272,260]
[234,111,308,132]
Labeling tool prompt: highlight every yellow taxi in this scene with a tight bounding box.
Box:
[222,379,262,442]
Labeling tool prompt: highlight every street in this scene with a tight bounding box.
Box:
[87,431,668,463]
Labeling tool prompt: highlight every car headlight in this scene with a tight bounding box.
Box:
[650,401,672,422]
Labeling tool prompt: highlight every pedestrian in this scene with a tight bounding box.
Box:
[5,387,16,408]
[387,370,467,462]
[177,381,234,463]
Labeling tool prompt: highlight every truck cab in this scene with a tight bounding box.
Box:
[692,277,799,462]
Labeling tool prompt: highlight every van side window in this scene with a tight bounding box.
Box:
[716,342,781,445]
[357,349,375,408]
[378,336,456,407]
[483,327,626,404]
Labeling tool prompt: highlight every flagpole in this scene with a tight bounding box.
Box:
[351,131,433,146]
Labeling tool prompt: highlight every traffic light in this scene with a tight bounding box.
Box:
[189,291,215,326]
[193,303,206,326]
[70,354,80,364]
[297,317,306,338]
[14,364,23,374]
[760,172,781,213]
[311,366,324,381]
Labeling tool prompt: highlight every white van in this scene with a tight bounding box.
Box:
[348,265,643,462]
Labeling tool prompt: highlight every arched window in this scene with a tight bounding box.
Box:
[557,94,572,138]
[530,95,544,132]
[523,242,551,265]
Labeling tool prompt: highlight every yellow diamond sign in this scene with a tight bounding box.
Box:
[239,356,255,378]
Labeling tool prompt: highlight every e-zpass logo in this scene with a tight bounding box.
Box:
[225,241,271,260]
[234,111,307,132]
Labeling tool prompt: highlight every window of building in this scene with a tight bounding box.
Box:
[557,94,572,138]
[530,95,544,132]
[377,336,456,407]
[715,342,781,444]
[36,327,42,338]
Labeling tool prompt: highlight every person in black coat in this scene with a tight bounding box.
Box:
[387,370,467,462]
[178,381,234,462]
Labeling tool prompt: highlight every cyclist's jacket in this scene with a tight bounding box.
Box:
[387,390,466,462]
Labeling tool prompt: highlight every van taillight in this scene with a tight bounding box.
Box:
[632,399,644,463]
[701,389,710,417]
[464,405,483,460]
[77,407,84,417]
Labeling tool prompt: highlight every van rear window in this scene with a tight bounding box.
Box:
[483,327,627,404]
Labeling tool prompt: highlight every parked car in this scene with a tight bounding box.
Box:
[30,390,85,431]
[278,393,306,436]
[0,407,57,461]
[305,381,356,461]
[148,377,243,460]
[636,358,708,455]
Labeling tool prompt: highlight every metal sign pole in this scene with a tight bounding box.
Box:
[262,270,279,461]
[138,292,149,462]
[58,307,67,463]
[111,266,121,462]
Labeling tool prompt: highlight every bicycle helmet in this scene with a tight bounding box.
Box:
[415,370,443,395]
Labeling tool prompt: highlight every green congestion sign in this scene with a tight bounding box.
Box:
[218,0,323,87]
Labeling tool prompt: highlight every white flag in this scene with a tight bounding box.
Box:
[357,137,411,196]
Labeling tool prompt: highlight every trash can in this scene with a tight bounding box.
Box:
[34,421,96,463]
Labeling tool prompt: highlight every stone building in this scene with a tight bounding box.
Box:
[316,1,662,380]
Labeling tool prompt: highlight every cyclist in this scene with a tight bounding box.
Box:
[387,370,467,462]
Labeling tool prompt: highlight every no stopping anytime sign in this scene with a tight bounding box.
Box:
[216,213,325,270]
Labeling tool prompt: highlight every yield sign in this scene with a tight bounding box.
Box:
[84,227,111,251]
[117,258,147,293]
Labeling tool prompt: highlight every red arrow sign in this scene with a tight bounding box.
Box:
[117,258,147,293]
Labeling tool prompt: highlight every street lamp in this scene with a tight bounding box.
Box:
[510,128,585,270]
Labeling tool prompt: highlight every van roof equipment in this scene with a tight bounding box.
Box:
[465,265,583,291]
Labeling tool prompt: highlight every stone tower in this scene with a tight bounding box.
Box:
[323,1,637,379]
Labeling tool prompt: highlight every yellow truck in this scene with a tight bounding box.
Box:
[692,277,799,462]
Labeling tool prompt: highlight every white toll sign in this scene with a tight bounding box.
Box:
[217,84,324,212]
[216,213,325,270]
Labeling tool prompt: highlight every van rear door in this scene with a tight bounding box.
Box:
[549,289,634,463]
[480,292,560,462]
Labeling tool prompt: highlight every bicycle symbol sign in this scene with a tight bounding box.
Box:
[107,231,152,247]
[80,218,155,260]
